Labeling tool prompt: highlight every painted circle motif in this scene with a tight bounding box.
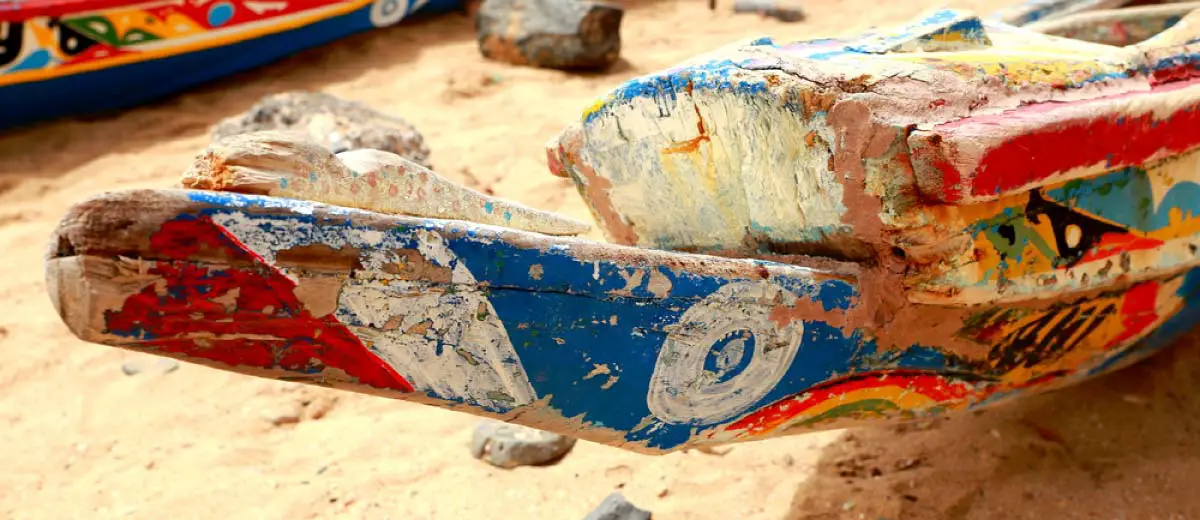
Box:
[207,2,235,27]
[369,0,411,27]
[646,281,806,425]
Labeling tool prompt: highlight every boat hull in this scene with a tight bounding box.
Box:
[45,189,1200,453]
[0,0,461,130]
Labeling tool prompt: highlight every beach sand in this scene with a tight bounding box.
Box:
[2,1,1199,518]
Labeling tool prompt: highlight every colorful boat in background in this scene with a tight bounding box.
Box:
[0,0,461,130]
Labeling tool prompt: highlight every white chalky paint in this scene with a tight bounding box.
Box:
[646,280,805,424]
[208,210,538,411]
[575,78,850,251]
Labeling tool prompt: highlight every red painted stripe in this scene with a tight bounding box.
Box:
[723,371,976,436]
[1109,280,1161,348]
[915,76,1200,203]
[0,0,346,22]
[1077,232,1163,265]
[103,215,416,393]
[0,0,156,21]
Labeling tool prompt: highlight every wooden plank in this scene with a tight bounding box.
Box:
[40,6,1200,454]
[907,146,1200,305]
[49,188,876,453]
[181,131,591,236]
[989,0,1130,27]
[1024,2,1200,46]
[47,188,1200,453]
[909,76,1200,205]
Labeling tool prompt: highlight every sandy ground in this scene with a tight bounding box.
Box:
[3,1,1200,518]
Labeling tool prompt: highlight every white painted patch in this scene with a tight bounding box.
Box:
[339,278,538,411]
[646,280,805,424]
[243,1,287,15]
[368,0,411,27]
[210,211,538,412]
[577,80,850,251]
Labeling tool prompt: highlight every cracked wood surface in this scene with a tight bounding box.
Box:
[41,3,1200,453]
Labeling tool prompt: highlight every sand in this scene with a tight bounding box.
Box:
[2,1,1199,518]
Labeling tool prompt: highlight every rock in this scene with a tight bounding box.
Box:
[211,91,432,169]
[732,0,805,22]
[261,389,340,426]
[469,421,577,468]
[121,357,180,376]
[582,492,653,520]
[476,0,623,70]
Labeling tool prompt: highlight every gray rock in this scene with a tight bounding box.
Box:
[476,0,623,70]
[582,492,653,520]
[211,91,432,169]
[469,421,577,468]
[732,0,805,22]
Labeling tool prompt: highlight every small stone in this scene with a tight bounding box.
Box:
[469,421,577,468]
[476,0,623,70]
[120,361,142,376]
[732,0,804,22]
[263,401,304,426]
[211,91,432,168]
[121,357,180,376]
[582,492,652,520]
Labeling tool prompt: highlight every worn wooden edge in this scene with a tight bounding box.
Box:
[907,234,1200,305]
[989,0,1129,27]
[45,254,677,453]
[43,254,404,394]
[1024,2,1200,38]
[47,188,861,291]
[909,75,1200,204]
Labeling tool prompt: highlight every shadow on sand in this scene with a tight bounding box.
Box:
[785,331,1200,520]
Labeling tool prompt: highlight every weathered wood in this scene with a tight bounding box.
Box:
[991,0,1140,26]
[1025,2,1200,46]
[42,3,1200,454]
[908,73,1200,205]
[45,186,1200,453]
[181,131,591,236]
[548,6,1200,305]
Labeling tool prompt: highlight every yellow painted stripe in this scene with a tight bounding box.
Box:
[0,0,372,87]
[766,385,941,430]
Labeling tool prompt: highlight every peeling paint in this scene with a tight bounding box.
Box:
[44,2,1200,455]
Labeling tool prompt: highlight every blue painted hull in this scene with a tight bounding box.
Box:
[46,189,1200,453]
[0,0,461,131]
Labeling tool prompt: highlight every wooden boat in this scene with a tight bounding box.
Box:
[0,0,462,130]
[44,2,1200,454]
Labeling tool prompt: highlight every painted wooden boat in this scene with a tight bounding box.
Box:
[0,0,461,130]
[45,3,1200,454]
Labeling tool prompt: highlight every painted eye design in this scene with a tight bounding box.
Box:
[54,21,96,57]
[1023,190,1132,268]
[0,22,23,67]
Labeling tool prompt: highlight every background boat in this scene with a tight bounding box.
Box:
[0,0,462,130]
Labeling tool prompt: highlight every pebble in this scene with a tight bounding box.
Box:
[469,421,577,469]
[120,357,180,376]
[582,492,653,520]
[476,0,624,70]
[732,0,805,22]
[211,91,432,168]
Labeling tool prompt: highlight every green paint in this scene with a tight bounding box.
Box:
[795,398,902,428]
